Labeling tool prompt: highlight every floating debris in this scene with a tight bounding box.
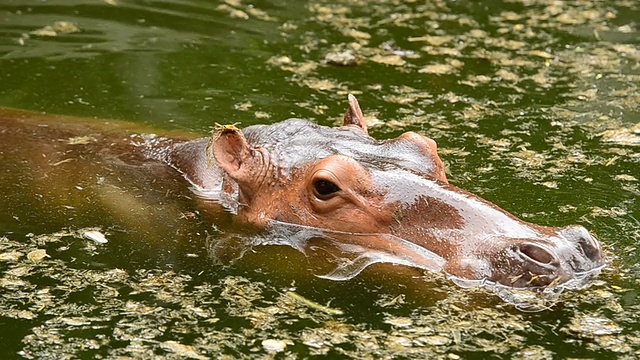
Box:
[325,51,358,66]
[26,249,49,262]
[370,54,405,66]
[66,136,96,145]
[233,101,252,111]
[82,229,108,244]
[418,335,451,346]
[60,317,91,326]
[344,28,371,42]
[30,21,80,37]
[285,291,344,315]
[565,315,623,338]
[408,35,453,46]
[0,250,23,262]
[303,78,340,91]
[216,0,276,21]
[254,111,271,119]
[160,341,206,359]
[527,50,554,59]
[418,64,455,75]
[614,174,638,182]
[600,124,640,146]
[261,339,290,352]
[383,316,412,328]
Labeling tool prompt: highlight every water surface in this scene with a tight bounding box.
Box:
[0,0,639,358]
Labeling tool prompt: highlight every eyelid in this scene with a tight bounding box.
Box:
[311,169,340,185]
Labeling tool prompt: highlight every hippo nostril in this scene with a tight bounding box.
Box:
[574,232,602,262]
[517,244,556,265]
[560,226,603,262]
[579,236,602,261]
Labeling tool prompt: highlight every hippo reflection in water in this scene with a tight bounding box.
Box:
[0,95,605,298]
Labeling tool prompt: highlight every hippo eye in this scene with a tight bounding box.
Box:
[313,180,341,198]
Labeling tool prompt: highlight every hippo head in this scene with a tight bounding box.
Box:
[209,95,605,289]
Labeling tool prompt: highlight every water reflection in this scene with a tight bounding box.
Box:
[0,0,292,125]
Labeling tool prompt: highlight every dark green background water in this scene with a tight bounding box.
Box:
[0,0,639,358]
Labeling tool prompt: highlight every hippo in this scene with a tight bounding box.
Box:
[0,95,605,294]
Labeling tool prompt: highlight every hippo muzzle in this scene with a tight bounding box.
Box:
[479,225,605,288]
[371,169,606,290]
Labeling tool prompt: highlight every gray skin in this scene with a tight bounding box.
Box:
[0,96,605,289]
[146,95,605,288]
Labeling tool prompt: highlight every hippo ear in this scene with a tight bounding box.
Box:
[342,94,368,134]
[212,126,256,182]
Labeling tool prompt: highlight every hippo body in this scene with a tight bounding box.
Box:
[0,96,605,293]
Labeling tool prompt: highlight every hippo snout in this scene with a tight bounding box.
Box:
[492,226,605,288]
[557,225,604,266]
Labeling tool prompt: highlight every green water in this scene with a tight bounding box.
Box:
[0,0,639,358]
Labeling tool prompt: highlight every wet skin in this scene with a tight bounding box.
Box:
[0,96,605,289]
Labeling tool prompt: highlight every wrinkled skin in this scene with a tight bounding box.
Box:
[0,96,605,289]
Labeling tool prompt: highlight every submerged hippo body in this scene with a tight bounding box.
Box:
[0,96,605,293]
